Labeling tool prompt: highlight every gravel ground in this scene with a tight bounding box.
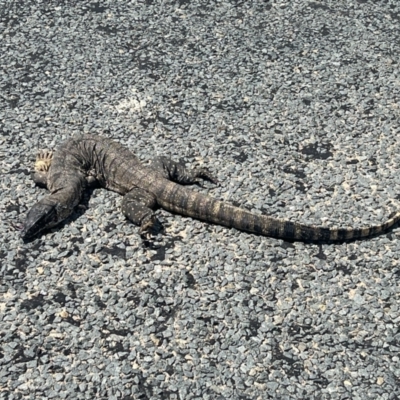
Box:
[1,0,400,399]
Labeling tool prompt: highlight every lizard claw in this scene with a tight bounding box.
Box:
[139,215,157,237]
[194,168,219,186]
[35,150,53,172]
[139,215,164,238]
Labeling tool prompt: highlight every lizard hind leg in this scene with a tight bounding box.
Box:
[32,150,54,188]
[121,188,160,236]
[149,156,218,186]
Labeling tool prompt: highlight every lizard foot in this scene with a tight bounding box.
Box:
[35,150,53,172]
[193,167,219,186]
[139,215,162,238]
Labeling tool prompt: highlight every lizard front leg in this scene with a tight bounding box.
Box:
[32,150,53,188]
[31,150,98,188]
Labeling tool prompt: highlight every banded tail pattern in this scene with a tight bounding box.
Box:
[156,180,400,242]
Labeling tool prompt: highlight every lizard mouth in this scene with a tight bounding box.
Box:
[21,202,58,240]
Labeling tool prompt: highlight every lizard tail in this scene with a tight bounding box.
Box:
[156,182,400,242]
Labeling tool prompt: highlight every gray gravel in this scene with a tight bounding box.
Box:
[1,0,400,399]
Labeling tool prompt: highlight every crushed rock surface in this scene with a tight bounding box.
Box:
[1,1,400,399]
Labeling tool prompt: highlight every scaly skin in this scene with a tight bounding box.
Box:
[21,135,400,241]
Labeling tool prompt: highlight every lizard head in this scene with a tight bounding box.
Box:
[21,198,62,240]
